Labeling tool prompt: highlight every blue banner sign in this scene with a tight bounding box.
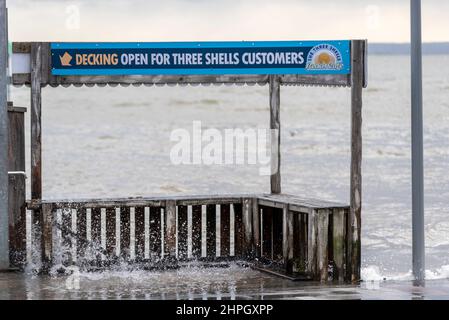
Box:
[51,41,351,76]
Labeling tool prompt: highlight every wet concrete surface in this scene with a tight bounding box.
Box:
[1,265,449,300]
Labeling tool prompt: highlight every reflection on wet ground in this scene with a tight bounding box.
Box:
[1,265,449,300]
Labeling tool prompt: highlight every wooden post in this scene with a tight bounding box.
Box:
[30,42,42,200]
[41,203,53,270]
[0,0,8,270]
[317,209,330,282]
[349,40,364,282]
[333,208,346,282]
[165,200,176,259]
[307,210,317,278]
[269,75,281,194]
[7,105,26,268]
[242,198,253,257]
[252,198,260,257]
[282,204,293,271]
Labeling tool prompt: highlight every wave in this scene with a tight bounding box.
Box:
[362,265,449,281]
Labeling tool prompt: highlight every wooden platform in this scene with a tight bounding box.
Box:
[21,194,352,282]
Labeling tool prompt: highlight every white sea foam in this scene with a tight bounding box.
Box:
[362,265,449,281]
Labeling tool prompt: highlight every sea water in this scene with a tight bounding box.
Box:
[9,54,449,281]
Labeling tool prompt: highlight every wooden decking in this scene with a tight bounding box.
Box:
[19,194,353,282]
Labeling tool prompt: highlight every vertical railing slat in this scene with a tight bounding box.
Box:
[91,207,102,263]
[333,208,346,282]
[262,206,273,259]
[272,208,283,261]
[282,205,293,271]
[134,206,145,261]
[206,204,216,258]
[76,208,87,264]
[242,198,253,258]
[105,207,117,261]
[41,203,53,270]
[191,205,202,258]
[149,207,162,260]
[252,199,260,257]
[317,209,330,281]
[61,208,72,265]
[233,203,244,257]
[177,205,188,260]
[307,210,318,278]
[119,207,130,261]
[165,200,176,259]
[220,204,230,257]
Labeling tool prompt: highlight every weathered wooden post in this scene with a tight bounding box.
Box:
[0,0,9,270]
[165,200,177,259]
[282,204,293,271]
[7,103,27,268]
[242,198,253,257]
[30,42,45,267]
[348,40,364,282]
[269,75,281,195]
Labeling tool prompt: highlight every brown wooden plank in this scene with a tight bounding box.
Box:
[149,207,162,259]
[220,204,230,257]
[8,174,26,267]
[105,207,117,259]
[292,213,308,273]
[134,207,145,261]
[119,207,130,260]
[12,41,31,53]
[206,204,216,258]
[76,208,87,262]
[7,109,26,268]
[349,39,364,282]
[177,205,188,260]
[269,75,281,194]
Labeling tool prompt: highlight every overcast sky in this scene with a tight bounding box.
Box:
[6,0,449,43]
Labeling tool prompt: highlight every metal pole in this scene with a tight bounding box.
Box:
[411,0,425,282]
[0,0,9,270]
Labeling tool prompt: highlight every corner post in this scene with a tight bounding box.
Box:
[31,42,42,201]
[0,0,9,270]
[269,75,281,194]
[349,40,364,282]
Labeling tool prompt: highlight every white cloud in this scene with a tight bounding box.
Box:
[5,0,449,42]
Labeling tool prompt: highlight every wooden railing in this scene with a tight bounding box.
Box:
[23,194,353,282]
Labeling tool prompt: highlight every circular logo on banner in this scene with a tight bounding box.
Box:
[306,44,344,71]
